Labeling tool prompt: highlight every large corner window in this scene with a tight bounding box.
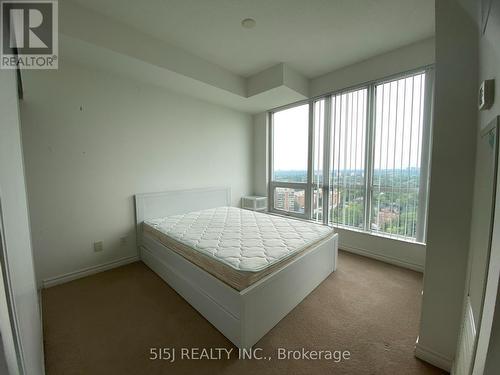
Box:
[269,68,433,243]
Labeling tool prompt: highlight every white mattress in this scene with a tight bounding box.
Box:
[144,207,334,273]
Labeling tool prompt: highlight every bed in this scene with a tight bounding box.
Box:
[135,187,338,348]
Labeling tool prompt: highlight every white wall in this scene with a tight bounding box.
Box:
[478,0,500,131]
[333,228,425,272]
[0,68,44,374]
[467,2,500,373]
[416,0,478,370]
[253,39,434,271]
[466,123,498,329]
[467,0,500,324]
[253,112,268,197]
[478,0,500,370]
[20,61,254,284]
[472,141,500,374]
[310,37,435,97]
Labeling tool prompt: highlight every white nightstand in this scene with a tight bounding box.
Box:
[241,196,268,212]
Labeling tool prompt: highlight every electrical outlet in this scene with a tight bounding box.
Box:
[93,241,103,252]
[120,236,127,247]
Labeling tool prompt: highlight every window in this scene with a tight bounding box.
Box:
[269,103,310,217]
[328,88,368,230]
[269,68,433,243]
[371,73,429,240]
[272,104,309,183]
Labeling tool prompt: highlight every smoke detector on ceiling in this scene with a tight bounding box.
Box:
[241,18,256,29]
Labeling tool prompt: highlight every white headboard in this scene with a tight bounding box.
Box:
[134,187,231,246]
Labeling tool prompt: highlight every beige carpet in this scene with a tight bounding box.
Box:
[42,251,446,375]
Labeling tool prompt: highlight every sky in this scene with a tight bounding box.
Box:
[272,73,426,173]
[273,104,309,171]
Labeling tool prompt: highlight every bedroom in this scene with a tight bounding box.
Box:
[0,0,499,374]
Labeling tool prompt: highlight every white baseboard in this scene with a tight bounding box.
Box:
[42,255,140,288]
[339,244,424,272]
[415,342,453,372]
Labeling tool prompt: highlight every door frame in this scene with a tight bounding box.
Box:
[0,196,24,374]
[472,116,500,374]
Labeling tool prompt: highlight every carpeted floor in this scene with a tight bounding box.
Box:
[42,251,446,375]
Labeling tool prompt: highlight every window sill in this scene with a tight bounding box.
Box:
[332,224,426,246]
[267,210,426,246]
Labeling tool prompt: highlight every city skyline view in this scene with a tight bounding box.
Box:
[273,74,426,173]
[271,73,427,241]
[273,167,421,240]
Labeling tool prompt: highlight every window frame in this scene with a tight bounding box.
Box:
[268,66,434,244]
[268,101,313,220]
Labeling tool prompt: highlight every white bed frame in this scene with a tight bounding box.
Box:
[135,187,338,348]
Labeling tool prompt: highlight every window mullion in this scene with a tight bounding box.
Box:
[364,84,376,232]
[322,96,332,225]
[306,102,314,220]
[267,112,274,212]
[416,68,434,242]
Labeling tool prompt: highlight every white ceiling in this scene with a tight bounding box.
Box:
[69,0,435,79]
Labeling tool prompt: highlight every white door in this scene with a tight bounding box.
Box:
[0,68,45,374]
[473,138,500,373]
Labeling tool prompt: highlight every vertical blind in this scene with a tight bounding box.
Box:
[269,68,432,243]
[328,88,368,230]
[371,73,426,239]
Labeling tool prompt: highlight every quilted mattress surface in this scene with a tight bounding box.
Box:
[143,207,334,290]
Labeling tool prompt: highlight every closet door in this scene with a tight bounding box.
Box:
[0,68,44,375]
[471,117,500,375]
